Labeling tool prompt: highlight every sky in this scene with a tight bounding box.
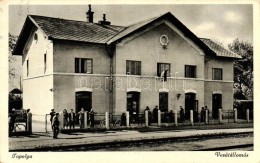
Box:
[8,4,253,90]
[9,4,253,46]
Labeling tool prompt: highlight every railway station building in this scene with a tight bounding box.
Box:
[13,6,241,121]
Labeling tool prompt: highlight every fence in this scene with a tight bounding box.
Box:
[222,110,235,123]
[43,108,253,132]
[9,110,32,134]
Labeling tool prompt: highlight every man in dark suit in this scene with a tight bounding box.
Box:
[50,109,56,130]
[52,113,60,138]
[68,109,76,129]
[180,106,185,123]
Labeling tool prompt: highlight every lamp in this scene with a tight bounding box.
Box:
[177,93,181,99]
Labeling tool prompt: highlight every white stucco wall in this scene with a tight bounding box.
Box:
[113,20,205,113]
[22,28,54,121]
[22,28,53,78]
[52,41,111,114]
[23,75,53,121]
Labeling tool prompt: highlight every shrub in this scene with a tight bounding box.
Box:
[234,100,253,119]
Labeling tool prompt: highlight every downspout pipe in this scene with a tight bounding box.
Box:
[105,43,116,115]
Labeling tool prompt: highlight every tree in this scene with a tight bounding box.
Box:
[9,33,18,79]
[9,33,23,111]
[228,39,253,100]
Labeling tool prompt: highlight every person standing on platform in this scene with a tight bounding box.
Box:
[148,108,152,125]
[50,109,56,130]
[89,109,96,128]
[63,109,69,129]
[9,108,16,133]
[52,113,60,138]
[153,106,159,123]
[201,107,205,122]
[205,106,210,121]
[169,110,174,123]
[69,109,76,129]
[78,108,85,129]
[180,106,185,123]
[120,113,126,126]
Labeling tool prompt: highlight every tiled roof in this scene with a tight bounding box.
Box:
[200,38,242,59]
[14,13,240,60]
[29,15,125,44]
[107,15,159,44]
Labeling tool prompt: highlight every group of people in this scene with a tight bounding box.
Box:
[78,108,96,128]
[144,106,152,125]
[127,105,177,125]
[49,105,211,138]
[152,106,175,123]
[179,106,210,123]
[200,106,210,122]
[140,106,209,123]
[49,108,96,138]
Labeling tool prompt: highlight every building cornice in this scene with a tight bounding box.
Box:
[23,72,234,83]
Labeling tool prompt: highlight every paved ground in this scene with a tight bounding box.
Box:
[9,123,253,151]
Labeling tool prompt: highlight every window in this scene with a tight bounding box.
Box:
[75,58,93,74]
[185,65,196,78]
[159,92,168,112]
[27,59,29,76]
[44,53,47,73]
[212,68,223,80]
[126,60,141,75]
[157,63,171,77]
[34,33,38,42]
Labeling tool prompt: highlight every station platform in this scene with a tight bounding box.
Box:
[9,123,253,151]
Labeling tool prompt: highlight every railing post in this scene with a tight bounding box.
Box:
[145,110,149,127]
[126,111,130,128]
[105,112,109,129]
[219,109,222,124]
[59,111,64,130]
[45,114,48,133]
[205,109,208,124]
[190,110,194,126]
[246,109,250,123]
[158,110,161,126]
[84,111,88,129]
[174,110,178,126]
[234,108,237,123]
[27,112,32,134]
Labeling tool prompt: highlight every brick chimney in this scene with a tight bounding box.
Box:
[98,14,111,25]
[86,5,94,23]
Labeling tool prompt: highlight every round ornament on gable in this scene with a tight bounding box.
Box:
[160,35,169,49]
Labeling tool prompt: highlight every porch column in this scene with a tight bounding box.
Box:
[84,111,88,129]
[205,109,208,124]
[105,112,109,130]
[190,110,194,126]
[26,112,32,133]
[219,109,223,124]
[158,110,161,126]
[234,108,237,123]
[246,109,250,123]
[174,110,178,126]
[145,110,149,127]
[126,111,130,128]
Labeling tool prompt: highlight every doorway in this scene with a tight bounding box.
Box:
[212,94,222,119]
[127,92,140,116]
[159,92,168,112]
[75,91,92,113]
[185,93,197,120]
